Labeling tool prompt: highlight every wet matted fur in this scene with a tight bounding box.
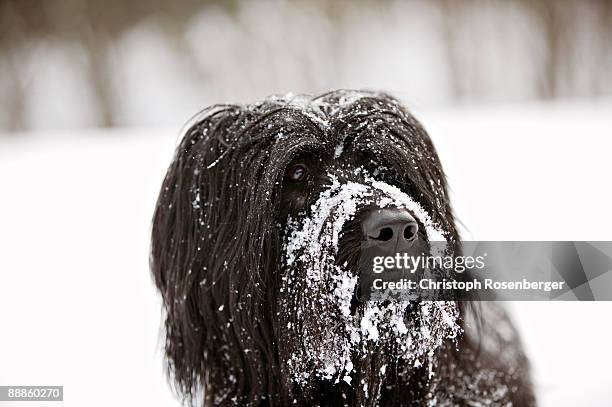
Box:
[151,90,536,406]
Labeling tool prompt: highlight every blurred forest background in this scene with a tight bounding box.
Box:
[0,0,611,133]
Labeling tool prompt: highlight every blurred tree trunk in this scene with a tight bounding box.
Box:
[82,33,115,128]
[532,0,564,99]
[66,0,116,127]
[0,0,28,131]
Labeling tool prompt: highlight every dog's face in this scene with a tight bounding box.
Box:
[276,143,463,403]
[151,91,462,405]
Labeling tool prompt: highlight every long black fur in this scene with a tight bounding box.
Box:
[151,90,536,406]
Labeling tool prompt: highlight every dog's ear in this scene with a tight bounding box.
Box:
[151,105,293,403]
[151,106,235,401]
[151,106,240,298]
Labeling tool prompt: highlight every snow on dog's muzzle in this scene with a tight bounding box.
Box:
[278,176,462,390]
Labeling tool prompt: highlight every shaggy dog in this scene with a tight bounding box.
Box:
[151,90,535,406]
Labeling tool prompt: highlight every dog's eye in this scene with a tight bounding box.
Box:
[285,164,309,182]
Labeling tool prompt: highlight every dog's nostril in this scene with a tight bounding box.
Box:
[371,227,394,242]
[403,223,418,241]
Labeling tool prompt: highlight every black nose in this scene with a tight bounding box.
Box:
[362,208,419,251]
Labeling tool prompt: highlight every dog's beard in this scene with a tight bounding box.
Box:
[278,175,462,401]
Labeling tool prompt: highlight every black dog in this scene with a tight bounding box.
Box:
[151,90,535,406]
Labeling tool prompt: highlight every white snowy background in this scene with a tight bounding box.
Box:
[1,0,612,405]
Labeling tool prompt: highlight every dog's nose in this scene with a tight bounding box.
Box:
[362,208,419,251]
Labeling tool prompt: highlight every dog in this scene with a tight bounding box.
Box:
[151,90,536,406]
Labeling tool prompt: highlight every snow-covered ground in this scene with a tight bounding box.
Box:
[0,100,611,406]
